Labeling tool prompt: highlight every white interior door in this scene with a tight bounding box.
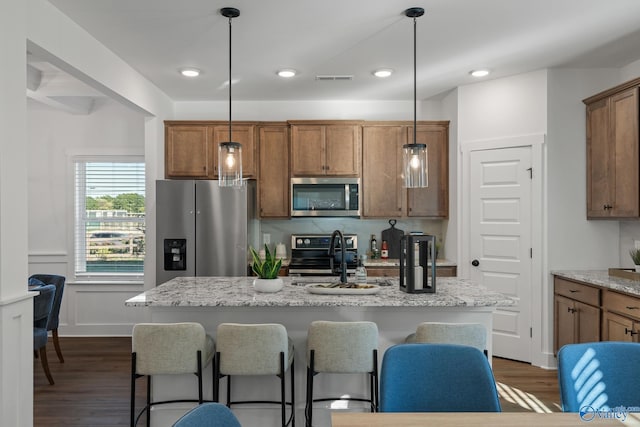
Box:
[469,146,532,362]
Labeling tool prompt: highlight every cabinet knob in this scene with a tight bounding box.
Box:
[471,259,480,267]
[603,204,613,210]
[626,306,639,310]
[567,307,577,313]
[625,327,638,336]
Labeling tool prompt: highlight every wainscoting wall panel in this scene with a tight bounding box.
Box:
[29,252,149,336]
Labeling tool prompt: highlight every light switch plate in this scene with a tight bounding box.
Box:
[263,233,271,245]
[635,240,640,250]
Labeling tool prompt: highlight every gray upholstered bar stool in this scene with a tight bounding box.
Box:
[214,323,295,427]
[131,322,215,427]
[305,320,379,427]
[406,322,488,356]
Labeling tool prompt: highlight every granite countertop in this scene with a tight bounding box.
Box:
[125,276,513,308]
[364,259,456,268]
[553,270,640,297]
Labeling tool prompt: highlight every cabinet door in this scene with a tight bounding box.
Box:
[407,124,449,218]
[554,295,576,354]
[362,126,405,217]
[290,125,325,176]
[610,87,639,217]
[325,125,361,176]
[211,125,257,178]
[586,98,612,218]
[258,126,289,218]
[576,300,600,343]
[165,126,209,178]
[603,311,636,342]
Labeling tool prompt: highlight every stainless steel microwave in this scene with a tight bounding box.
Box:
[290,177,360,217]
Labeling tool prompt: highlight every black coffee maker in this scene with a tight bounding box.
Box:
[399,234,436,293]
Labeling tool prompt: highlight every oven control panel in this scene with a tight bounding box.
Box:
[291,234,358,250]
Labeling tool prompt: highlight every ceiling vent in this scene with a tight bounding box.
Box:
[315,75,354,81]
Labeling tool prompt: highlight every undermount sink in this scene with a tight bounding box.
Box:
[291,278,394,287]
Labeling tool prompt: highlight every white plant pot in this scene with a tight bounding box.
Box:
[253,277,284,293]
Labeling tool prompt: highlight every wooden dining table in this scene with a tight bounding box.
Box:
[331,412,640,426]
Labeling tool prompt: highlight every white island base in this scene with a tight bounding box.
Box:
[126,277,513,427]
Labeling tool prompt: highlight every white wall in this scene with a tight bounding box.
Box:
[0,1,33,425]
[458,70,547,142]
[441,89,459,262]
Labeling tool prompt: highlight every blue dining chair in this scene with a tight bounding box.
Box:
[557,341,640,412]
[29,274,66,362]
[33,284,56,385]
[172,403,241,427]
[380,343,501,412]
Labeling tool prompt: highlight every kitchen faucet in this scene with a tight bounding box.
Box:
[328,230,348,284]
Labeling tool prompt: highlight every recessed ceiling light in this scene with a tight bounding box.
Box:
[373,68,393,78]
[470,69,490,78]
[277,69,297,78]
[180,68,201,77]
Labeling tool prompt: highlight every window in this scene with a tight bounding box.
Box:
[74,158,145,278]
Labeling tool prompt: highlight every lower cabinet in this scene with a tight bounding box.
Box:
[553,277,601,354]
[553,275,640,354]
[602,289,640,342]
[554,294,601,353]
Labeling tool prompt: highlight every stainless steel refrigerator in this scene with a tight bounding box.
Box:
[155,180,257,285]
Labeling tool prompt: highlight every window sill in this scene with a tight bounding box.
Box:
[68,279,144,286]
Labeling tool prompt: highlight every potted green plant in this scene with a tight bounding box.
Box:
[630,248,640,272]
[249,244,283,292]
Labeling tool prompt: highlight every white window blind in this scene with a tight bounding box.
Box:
[74,158,145,278]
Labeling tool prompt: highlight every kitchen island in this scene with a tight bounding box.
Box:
[126,276,513,427]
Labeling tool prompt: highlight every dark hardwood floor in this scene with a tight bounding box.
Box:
[34,337,561,426]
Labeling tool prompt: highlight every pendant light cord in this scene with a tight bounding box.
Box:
[227,14,232,143]
[413,15,417,147]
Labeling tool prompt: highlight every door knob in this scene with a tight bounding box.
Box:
[471,259,480,267]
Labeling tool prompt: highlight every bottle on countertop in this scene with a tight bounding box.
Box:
[381,240,389,259]
[355,255,368,283]
[370,234,378,259]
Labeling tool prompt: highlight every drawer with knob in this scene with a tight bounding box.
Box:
[554,277,600,306]
[603,290,640,320]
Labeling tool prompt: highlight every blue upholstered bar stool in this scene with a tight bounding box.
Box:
[380,343,501,412]
[215,323,295,427]
[305,321,379,427]
[557,341,640,412]
[172,402,241,427]
[130,322,215,427]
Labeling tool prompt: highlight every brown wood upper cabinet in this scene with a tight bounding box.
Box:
[258,123,289,218]
[362,121,449,218]
[289,121,363,176]
[164,121,257,179]
[584,78,640,219]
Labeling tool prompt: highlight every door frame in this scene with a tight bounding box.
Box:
[460,134,545,364]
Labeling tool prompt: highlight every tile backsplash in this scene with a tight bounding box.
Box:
[260,218,445,259]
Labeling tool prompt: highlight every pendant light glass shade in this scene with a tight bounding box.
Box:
[219,141,242,187]
[403,143,428,188]
[219,7,243,188]
[402,7,428,188]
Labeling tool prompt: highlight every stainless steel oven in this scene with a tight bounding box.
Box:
[290,177,360,217]
[288,234,358,276]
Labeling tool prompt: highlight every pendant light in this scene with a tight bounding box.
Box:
[402,7,428,188]
[219,7,243,187]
